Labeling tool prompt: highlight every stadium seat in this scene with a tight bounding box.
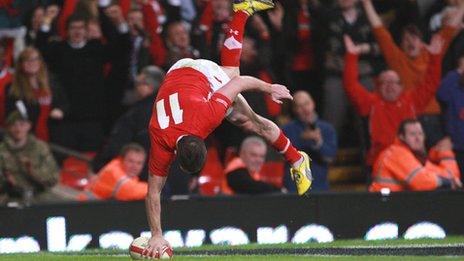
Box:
[198,146,225,196]
[59,152,96,191]
[259,161,285,188]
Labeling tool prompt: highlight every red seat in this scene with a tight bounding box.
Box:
[259,161,285,188]
[198,146,225,196]
[59,152,96,191]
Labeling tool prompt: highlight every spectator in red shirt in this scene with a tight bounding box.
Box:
[361,0,464,147]
[343,35,443,168]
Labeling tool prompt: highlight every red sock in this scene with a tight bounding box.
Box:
[221,11,249,67]
[272,131,302,164]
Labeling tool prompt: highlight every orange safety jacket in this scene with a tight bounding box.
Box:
[369,139,460,192]
[222,157,263,195]
[78,157,147,201]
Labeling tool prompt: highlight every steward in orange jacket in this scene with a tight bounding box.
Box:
[79,144,148,201]
[369,120,461,192]
[223,136,281,195]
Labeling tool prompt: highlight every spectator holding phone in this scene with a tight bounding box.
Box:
[283,90,337,191]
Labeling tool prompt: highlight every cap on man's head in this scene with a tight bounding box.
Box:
[5,111,29,126]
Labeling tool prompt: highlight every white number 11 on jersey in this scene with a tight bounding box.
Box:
[156,93,184,129]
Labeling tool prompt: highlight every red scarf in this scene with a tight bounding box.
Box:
[0,70,12,127]
[34,88,52,141]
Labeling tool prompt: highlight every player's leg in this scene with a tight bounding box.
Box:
[220,0,275,79]
[226,95,313,195]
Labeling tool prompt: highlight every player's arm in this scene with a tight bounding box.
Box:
[143,174,170,257]
[216,75,292,104]
[143,140,174,257]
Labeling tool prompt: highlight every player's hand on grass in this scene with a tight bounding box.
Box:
[269,84,292,104]
[143,235,170,258]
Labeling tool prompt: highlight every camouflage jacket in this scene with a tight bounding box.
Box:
[0,134,59,197]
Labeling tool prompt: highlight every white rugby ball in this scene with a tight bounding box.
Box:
[129,237,173,260]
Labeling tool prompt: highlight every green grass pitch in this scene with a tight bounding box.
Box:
[0,237,462,260]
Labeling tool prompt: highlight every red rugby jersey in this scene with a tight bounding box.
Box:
[148,67,231,177]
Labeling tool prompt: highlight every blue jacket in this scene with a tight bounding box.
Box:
[437,71,464,151]
[282,119,338,191]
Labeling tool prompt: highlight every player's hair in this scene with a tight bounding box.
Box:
[397,119,421,136]
[176,135,207,175]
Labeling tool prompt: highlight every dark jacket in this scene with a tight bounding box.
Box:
[283,118,338,191]
[91,95,155,173]
[35,9,131,122]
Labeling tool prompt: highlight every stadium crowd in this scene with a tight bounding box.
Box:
[0,0,463,203]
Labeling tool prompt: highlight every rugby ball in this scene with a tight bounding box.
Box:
[129,237,173,260]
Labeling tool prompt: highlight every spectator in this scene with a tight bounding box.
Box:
[0,111,76,204]
[282,0,323,100]
[24,5,60,46]
[427,0,464,76]
[224,136,283,195]
[24,5,44,46]
[369,119,461,192]
[164,21,200,69]
[437,55,464,182]
[125,1,166,82]
[193,0,231,63]
[36,2,131,153]
[320,0,383,145]
[103,5,133,131]
[80,143,148,201]
[283,90,337,191]
[5,47,58,141]
[91,66,165,175]
[343,35,443,167]
[361,0,464,147]
[264,1,285,84]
